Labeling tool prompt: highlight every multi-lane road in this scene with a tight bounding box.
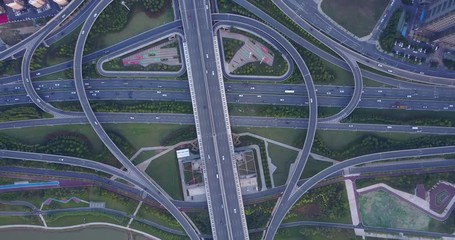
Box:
[3,78,455,113]
[71,0,200,239]
[180,0,249,238]
[1,0,455,239]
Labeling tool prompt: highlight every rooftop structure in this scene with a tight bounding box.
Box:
[52,0,68,6]
[29,0,47,9]
[176,149,190,158]
[418,0,455,34]
[414,0,455,49]
[434,29,455,49]
[4,0,25,10]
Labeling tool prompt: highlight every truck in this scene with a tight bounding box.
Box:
[284,90,295,94]
[392,101,407,110]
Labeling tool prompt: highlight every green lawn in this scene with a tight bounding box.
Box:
[43,26,81,67]
[268,143,299,186]
[103,124,192,150]
[85,188,139,214]
[319,107,343,118]
[101,7,174,48]
[130,220,188,240]
[0,124,193,155]
[233,127,307,148]
[145,151,182,200]
[301,157,333,179]
[41,200,89,211]
[360,190,430,230]
[343,108,455,127]
[132,150,157,164]
[136,204,182,230]
[44,211,130,227]
[316,130,423,152]
[0,216,41,226]
[0,202,34,212]
[33,70,70,81]
[428,212,455,234]
[321,0,390,37]
[0,125,104,152]
[363,77,395,87]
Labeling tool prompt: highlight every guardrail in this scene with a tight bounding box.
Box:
[182,41,217,237]
[213,36,250,239]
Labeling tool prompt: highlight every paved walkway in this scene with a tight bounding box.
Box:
[127,201,143,227]
[344,179,360,226]
[248,144,267,191]
[309,152,338,163]
[264,141,276,188]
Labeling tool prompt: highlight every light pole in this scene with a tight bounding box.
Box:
[121,1,130,11]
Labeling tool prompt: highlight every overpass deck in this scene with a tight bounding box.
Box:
[179,0,249,239]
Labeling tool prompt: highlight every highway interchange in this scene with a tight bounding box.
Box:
[0,0,455,239]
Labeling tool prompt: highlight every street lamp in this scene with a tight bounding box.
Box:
[121,1,130,11]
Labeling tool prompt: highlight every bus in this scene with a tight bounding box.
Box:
[284,90,295,94]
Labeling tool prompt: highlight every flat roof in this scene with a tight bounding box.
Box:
[176,149,190,158]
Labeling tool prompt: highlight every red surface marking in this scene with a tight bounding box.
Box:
[0,15,8,25]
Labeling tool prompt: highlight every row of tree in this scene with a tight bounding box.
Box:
[343,109,454,127]
[443,59,455,70]
[379,9,408,52]
[229,104,309,119]
[296,46,336,83]
[223,38,245,63]
[0,59,20,77]
[0,105,51,122]
[312,133,455,161]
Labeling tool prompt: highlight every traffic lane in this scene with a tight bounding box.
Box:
[13,78,455,101]
[192,1,247,238]
[1,110,455,136]
[0,0,85,60]
[11,78,455,101]
[350,159,455,175]
[214,14,318,240]
[278,0,455,82]
[0,21,184,84]
[265,145,455,239]
[180,0,231,237]
[3,88,455,114]
[73,1,201,239]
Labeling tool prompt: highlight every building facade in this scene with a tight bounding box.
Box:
[419,0,455,34]
[4,0,25,10]
[415,0,455,49]
[29,0,47,9]
[52,0,68,6]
